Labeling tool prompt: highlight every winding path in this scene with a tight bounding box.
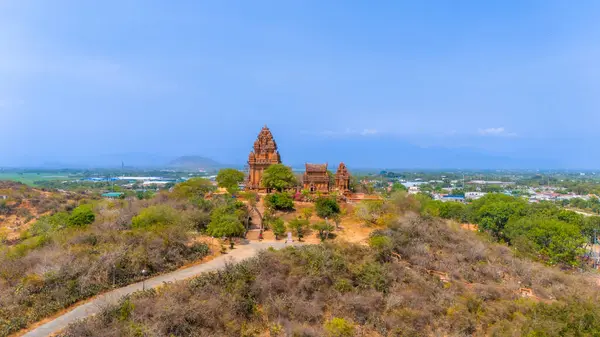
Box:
[21,241,297,337]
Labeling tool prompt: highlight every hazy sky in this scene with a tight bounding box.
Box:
[1,1,600,168]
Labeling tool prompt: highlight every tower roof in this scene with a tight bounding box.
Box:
[335,162,350,177]
[305,163,328,172]
[253,125,278,152]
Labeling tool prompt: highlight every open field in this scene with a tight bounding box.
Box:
[0,173,73,186]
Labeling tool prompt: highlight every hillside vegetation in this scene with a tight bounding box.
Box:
[62,214,600,337]
[415,193,599,266]
[0,179,222,336]
[0,181,82,241]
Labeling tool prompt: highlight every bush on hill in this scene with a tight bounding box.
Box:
[62,215,600,337]
[0,195,212,336]
[418,193,589,266]
[67,204,95,228]
[171,177,215,201]
[315,197,340,219]
[265,192,294,211]
[206,212,245,248]
[131,205,179,229]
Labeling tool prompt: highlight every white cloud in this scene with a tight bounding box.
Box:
[478,127,517,137]
[360,129,378,136]
[478,127,505,135]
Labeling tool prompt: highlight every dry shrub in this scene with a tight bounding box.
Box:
[59,215,600,337]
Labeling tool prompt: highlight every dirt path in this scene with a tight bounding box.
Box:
[20,241,300,337]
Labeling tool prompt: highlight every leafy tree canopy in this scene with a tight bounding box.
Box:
[261,164,296,192]
[390,182,408,193]
[206,214,244,238]
[301,207,313,220]
[505,217,585,265]
[68,205,95,228]
[472,197,527,239]
[206,211,245,248]
[265,192,294,211]
[172,178,215,200]
[132,205,179,229]
[216,168,245,194]
[271,218,286,239]
[313,221,335,241]
[315,197,341,219]
[288,217,309,240]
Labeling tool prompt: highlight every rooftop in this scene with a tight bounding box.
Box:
[305,163,328,172]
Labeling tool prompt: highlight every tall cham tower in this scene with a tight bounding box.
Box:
[247,125,282,191]
[335,162,351,194]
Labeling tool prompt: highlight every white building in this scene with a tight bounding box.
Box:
[408,186,420,195]
[465,192,486,200]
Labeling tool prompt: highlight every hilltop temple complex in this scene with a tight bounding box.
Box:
[246,125,351,194]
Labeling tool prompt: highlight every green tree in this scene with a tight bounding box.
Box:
[264,192,294,211]
[301,207,313,220]
[136,190,154,200]
[30,212,70,235]
[206,212,245,248]
[312,221,335,241]
[582,216,600,244]
[451,188,465,197]
[526,201,560,218]
[390,182,408,193]
[315,197,341,219]
[421,200,442,218]
[131,205,179,229]
[261,164,296,192]
[68,205,95,228]
[288,218,309,241]
[262,208,276,230]
[472,196,527,239]
[172,178,215,200]
[272,218,286,240]
[439,202,467,222]
[216,168,245,195]
[557,209,584,227]
[505,217,585,265]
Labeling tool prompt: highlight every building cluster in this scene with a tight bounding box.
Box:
[526,187,597,203]
[246,125,351,194]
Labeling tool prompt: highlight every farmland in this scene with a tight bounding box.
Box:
[0,172,74,186]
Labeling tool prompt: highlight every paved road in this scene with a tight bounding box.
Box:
[22,241,296,337]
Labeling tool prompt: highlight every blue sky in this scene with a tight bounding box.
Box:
[1,1,599,168]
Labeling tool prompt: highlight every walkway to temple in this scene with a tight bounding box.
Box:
[21,241,300,337]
